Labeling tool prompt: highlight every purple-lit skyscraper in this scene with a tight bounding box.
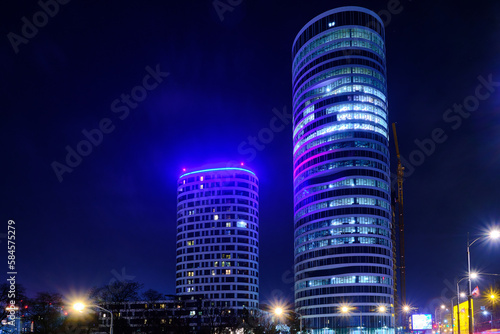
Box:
[176,167,259,315]
[292,7,394,334]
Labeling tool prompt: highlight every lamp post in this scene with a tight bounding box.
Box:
[340,306,363,334]
[482,311,493,330]
[435,305,446,334]
[274,307,304,333]
[377,306,389,334]
[74,303,113,334]
[340,305,389,334]
[466,229,499,334]
[402,305,412,334]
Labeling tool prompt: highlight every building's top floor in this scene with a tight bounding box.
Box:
[292,6,385,57]
[178,167,258,187]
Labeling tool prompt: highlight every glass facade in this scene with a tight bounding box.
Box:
[176,167,259,315]
[292,7,394,334]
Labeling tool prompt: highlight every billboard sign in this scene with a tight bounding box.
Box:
[412,314,433,330]
[453,300,474,334]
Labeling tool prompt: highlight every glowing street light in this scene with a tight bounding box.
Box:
[339,304,363,332]
[73,303,113,334]
[401,305,414,334]
[456,274,477,334]
[466,229,500,334]
[73,303,85,312]
[273,305,304,333]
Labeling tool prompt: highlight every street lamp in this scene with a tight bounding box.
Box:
[340,305,390,334]
[273,306,304,333]
[340,305,363,334]
[482,311,493,330]
[434,305,446,334]
[377,306,390,334]
[401,304,416,333]
[467,229,500,334]
[473,310,493,331]
[73,302,113,334]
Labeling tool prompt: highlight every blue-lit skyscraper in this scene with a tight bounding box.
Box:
[292,7,394,334]
[176,167,259,315]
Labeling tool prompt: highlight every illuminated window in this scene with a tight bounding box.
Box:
[200,184,204,189]
[226,222,231,228]
[187,240,194,246]
[214,261,219,267]
[200,176,204,181]
[212,270,215,275]
[214,215,219,220]
[225,269,231,275]
[190,311,195,316]
[187,271,194,277]
[237,221,247,228]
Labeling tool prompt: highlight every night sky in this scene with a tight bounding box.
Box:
[2,0,500,312]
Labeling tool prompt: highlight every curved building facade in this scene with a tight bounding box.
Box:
[176,167,259,314]
[292,7,394,334]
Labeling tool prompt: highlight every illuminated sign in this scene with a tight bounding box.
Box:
[453,300,473,334]
[411,314,433,330]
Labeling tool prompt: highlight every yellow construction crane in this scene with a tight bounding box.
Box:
[392,123,406,313]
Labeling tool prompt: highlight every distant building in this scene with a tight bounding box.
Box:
[95,295,205,334]
[292,6,394,334]
[176,167,260,316]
